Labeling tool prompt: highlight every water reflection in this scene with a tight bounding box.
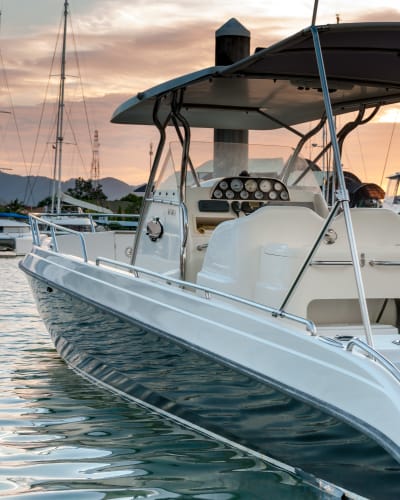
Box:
[0,260,328,499]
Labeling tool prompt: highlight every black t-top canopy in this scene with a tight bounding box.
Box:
[111,23,400,130]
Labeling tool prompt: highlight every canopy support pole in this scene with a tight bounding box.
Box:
[310,25,374,347]
[171,90,191,280]
[130,98,171,267]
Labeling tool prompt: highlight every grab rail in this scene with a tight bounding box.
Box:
[310,260,353,266]
[95,256,317,335]
[29,214,89,262]
[369,260,400,267]
[313,259,400,267]
[346,337,400,384]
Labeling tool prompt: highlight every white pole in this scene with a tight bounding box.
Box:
[52,0,68,214]
[311,26,374,348]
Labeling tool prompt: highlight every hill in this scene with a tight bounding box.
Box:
[0,172,136,206]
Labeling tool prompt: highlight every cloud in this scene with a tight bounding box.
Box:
[2,0,400,187]
[1,9,293,125]
[352,8,400,22]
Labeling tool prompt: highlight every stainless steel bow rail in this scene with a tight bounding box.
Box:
[29,213,140,262]
[30,214,89,262]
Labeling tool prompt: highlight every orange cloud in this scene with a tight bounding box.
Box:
[2,1,400,189]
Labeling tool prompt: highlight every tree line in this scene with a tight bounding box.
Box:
[0,178,143,214]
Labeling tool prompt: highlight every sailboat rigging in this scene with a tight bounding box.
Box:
[31,0,98,216]
[51,0,68,214]
[29,0,115,231]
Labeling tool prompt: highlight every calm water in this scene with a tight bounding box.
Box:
[0,258,337,499]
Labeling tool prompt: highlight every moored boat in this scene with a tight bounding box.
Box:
[0,212,33,256]
[21,19,400,498]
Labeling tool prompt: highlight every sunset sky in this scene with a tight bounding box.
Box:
[1,0,400,191]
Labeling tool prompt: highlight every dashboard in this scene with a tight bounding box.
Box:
[211,177,290,202]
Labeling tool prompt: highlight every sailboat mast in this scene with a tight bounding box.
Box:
[51,0,68,214]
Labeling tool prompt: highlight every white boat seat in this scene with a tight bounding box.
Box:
[197,205,323,299]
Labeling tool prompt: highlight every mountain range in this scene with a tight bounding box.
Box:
[0,172,137,206]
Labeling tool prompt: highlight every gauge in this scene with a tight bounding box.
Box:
[225,189,235,199]
[280,190,289,201]
[240,190,249,200]
[259,179,272,192]
[230,178,244,192]
[269,191,278,200]
[274,182,283,191]
[213,189,223,199]
[219,180,229,190]
[254,190,264,200]
[244,179,258,192]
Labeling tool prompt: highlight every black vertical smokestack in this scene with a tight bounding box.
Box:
[214,18,250,177]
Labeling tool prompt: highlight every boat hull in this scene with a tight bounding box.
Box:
[24,267,400,499]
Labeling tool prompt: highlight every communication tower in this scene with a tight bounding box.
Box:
[90,129,100,186]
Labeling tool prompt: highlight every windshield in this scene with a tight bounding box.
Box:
[154,141,322,193]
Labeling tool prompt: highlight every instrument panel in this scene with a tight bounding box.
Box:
[211,177,290,202]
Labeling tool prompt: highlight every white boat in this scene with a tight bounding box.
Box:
[0,213,33,256]
[21,20,400,498]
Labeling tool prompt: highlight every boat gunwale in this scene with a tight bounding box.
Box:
[19,248,400,466]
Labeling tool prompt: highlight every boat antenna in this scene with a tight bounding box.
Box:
[311,0,319,25]
[51,0,69,214]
